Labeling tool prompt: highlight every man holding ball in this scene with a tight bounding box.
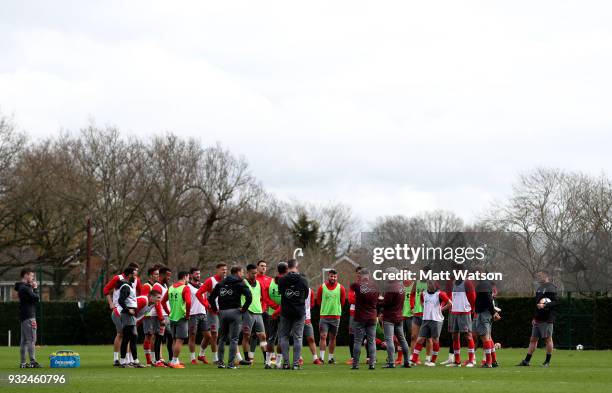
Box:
[518,270,557,367]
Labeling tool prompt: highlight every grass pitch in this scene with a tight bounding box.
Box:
[1,346,611,393]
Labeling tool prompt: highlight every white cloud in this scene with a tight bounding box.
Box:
[1,0,612,224]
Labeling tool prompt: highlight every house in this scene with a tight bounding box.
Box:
[325,255,360,289]
[0,254,107,302]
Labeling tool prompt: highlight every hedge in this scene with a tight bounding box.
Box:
[1,297,610,348]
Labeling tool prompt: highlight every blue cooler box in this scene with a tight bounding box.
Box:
[50,350,80,368]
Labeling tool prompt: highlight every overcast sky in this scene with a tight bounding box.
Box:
[1,1,611,224]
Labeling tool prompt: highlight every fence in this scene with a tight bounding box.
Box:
[1,294,611,348]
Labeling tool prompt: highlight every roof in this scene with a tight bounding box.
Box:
[330,255,359,268]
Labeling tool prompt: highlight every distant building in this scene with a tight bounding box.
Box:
[0,254,107,302]
[327,255,360,289]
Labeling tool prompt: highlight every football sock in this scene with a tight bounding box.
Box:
[484,341,493,365]
[411,341,423,363]
[143,339,152,364]
[431,342,440,363]
[453,336,461,364]
[467,338,475,363]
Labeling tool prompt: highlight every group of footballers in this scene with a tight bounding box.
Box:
[101,258,558,370]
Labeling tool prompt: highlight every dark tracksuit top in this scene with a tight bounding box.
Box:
[209,274,252,312]
[15,282,39,321]
[278,272,309,319]
[534,282,557,323]
[475,280,496,316]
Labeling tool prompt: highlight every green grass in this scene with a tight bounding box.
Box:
[1,346,611,392]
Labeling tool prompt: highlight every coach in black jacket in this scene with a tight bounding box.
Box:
[209,265,251,368]
[278,259,309,369]
[518,270,558,367]
[14,267,41,368]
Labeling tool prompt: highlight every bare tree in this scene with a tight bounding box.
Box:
[369,215,422,249]
[4,140,87,298]
[483,168,612,294]
[370,210,464,247]
[551,172,612,295]
[368,210,466,272]
[484,169,565,279]
[0,113,27,261]
[0,113,26,179]
[67,125,152,277]
[193,144,263,268]
[141,134,202,268]
[230,194,290,263]
[316,202,361,257]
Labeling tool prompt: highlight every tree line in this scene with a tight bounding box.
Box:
[1,113,611,297]
[0,115,359,298]
[368,170,612,295]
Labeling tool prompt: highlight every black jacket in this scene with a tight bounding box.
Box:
[278,272,309,319]
[15,282,39,321]
[209,274,252,312]
[534,282,557,323]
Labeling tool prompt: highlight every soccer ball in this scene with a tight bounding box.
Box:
[540,297,551,304]
[576,344,584,350]
[494,342,502,350]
